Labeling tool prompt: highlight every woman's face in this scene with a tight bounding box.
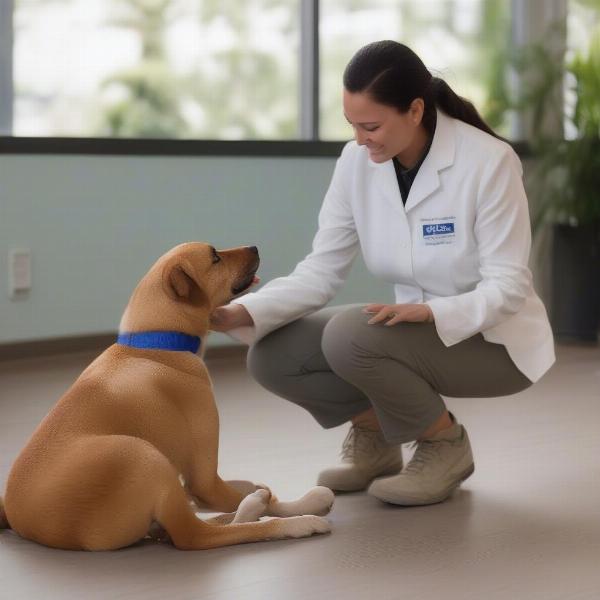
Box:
[343,89,424,164]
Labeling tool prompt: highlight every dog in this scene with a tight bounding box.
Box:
[0,242,334,550]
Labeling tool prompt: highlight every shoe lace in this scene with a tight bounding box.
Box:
[404,440,446,475]
[340,425,382,461]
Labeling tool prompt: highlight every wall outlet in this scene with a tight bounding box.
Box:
[9,249,32,298]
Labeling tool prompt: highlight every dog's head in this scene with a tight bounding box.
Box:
[160,242,260,307]
[120,242,259,335]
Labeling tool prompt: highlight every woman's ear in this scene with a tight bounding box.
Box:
[410,98,425,125]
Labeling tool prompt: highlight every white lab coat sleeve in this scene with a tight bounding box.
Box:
[426,148,533,346]
[227,145,360,346]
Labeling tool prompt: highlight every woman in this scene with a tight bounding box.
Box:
[210,40,555,506]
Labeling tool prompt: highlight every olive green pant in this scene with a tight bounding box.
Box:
[247,304,532,444]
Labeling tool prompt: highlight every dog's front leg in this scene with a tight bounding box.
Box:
[225,479,263,497]
[189,475,254,513]
[189,479,262,511]
[203,488,271,525]
[266,487,335,518]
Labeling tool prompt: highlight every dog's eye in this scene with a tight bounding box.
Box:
[212,249,221,264]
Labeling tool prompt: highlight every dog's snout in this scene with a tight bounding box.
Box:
[248,246,259,255]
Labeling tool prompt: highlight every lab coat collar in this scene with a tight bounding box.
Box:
[369,109,456,212]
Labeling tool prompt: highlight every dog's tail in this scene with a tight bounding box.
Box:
[0,496,10,529]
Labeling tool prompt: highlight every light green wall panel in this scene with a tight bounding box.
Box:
[0,153,393,345]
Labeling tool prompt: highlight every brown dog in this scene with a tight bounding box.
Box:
[0,242,333,550]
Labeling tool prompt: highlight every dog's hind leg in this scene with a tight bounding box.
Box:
[144,485,331,541]
[203,488,270,525]
[155,479,330,550]
[192,480,335,523]
[203,513,236,525]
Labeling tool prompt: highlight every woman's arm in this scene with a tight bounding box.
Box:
[217,144,360,344]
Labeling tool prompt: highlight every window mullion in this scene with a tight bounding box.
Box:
[299,0,319,140]
[510,0,567,141]
[0,0,14,135]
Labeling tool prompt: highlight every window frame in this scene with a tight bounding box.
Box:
[0,0,566,155]
[0,0,13,136]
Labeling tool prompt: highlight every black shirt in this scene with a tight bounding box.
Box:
[392,119,436,205]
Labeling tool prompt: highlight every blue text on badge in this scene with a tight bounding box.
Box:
[423,223,455,236]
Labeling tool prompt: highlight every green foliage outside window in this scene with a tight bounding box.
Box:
[96,0,297,139]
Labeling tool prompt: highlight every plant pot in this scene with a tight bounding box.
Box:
[551,222,600,342]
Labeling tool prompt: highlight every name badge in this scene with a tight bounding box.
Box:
[423,223,454,236]
[421,218,456,246]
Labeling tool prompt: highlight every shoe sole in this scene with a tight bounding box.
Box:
[317,464,403,493]
[370,463,475,506]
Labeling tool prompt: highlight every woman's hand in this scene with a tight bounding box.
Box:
[210,303,255,332]
[362,303,434,326]
[210,276,260,332]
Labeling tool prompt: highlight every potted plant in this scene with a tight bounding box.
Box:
[514,26,600,341]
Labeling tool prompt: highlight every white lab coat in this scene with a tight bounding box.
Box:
[230,109,555,383]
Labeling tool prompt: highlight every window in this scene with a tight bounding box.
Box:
[568,0,600,53]
[320,0,512,140]
[13,0,299,139]
[2,0,591,144]
[565,0,600,138]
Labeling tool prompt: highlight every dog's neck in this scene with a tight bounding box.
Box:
[117,331,201,354]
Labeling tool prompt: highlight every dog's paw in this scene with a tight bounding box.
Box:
[296,486,335,516]
[281,515,331,538]
[232,489,271,523]
[266,486,335,518]
[252,487,272,505]
[306,486,336,516]
[254,482,272,495]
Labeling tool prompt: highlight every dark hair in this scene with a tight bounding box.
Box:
[343,40,503,140]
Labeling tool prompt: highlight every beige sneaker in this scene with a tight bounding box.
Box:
[317,425,403,492]
[367,419,475,505]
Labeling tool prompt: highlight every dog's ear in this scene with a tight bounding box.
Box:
[168,265,195,299]
[162,260,208,305]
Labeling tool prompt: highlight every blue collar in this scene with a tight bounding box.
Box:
[117,331,201,354]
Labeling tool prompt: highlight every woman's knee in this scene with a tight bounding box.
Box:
[321,305,369,375]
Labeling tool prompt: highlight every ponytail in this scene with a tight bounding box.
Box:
[344,41,504,141]
[426,77,505,141]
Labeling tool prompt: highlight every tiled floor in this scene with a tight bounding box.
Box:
[1,342,599,600]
